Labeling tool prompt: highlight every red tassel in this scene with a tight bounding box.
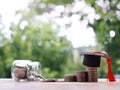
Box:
[107,57,116,82]
[93,52,116,82]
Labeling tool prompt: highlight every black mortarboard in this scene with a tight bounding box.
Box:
[80,52,116,82]
[80,52,107,67]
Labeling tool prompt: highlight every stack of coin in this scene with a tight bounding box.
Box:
[86,66,98,82]
[76,71,88,82]
[64,74,77,82]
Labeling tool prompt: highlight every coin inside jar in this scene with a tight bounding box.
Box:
[11,60,32,81]
[14,66,28,79]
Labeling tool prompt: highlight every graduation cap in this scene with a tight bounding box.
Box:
[80,52,116,82]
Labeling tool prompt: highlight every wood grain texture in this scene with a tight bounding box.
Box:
[0,79,120,90]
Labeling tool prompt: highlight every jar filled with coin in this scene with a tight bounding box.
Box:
[11,60,44,81]
[11,60,31,81]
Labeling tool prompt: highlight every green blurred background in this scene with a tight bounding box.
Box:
[0,0,120,78]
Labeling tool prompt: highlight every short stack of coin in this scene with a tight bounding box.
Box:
[64,74,77,82]
[86,66,98,82]
[76,71,88,82]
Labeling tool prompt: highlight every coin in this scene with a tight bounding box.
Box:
[14,66,27,79]
[42,79,58,82]
[76,71,88,82]
[64,75,77,82]
[86,66,98,82]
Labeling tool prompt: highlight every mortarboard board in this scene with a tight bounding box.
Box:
[80,52,108,67]
[80,52,116,82]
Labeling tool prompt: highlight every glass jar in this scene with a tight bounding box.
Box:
[11,60,31,81]
[11,60,41,81]
[27,61,41,81]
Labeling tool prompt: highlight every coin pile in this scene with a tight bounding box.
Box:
[76,71,88,82]
[14,66,28,79]
[86,66,98,82]
[64,75,77,82]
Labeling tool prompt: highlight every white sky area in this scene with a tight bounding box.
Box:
[0,0,29,29]
[0,0,96,48]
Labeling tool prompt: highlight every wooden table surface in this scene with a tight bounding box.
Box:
[0,79,120,90]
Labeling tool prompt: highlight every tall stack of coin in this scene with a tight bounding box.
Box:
[76,71,88,82]
[86,66,98,82]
